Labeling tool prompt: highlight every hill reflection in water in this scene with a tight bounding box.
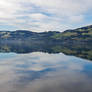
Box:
[0,42,92,61]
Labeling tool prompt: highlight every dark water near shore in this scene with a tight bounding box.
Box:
[0,52,92,92]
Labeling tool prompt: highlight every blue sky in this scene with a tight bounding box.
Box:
[0,0,92,32]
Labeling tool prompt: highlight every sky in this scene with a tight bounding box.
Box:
[0,0,92,32]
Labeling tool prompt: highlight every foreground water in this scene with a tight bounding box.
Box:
[0,52,92,92]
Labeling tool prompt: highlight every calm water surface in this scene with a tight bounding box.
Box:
[0,52,92,92]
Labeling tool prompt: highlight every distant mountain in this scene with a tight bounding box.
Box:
[0,25,92,60]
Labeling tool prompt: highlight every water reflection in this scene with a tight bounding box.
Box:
[0,43,92,61]
[0,52,92,92]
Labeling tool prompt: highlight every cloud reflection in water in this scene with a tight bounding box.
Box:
[0,52,92,92]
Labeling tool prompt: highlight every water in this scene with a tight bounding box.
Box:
[0,52,92,92]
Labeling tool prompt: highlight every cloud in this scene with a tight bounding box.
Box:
[0,0,92,32]
[29,13,48,20]
[69,15,84,23]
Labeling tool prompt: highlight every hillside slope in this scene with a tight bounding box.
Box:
[0,25,92,60]
[52,25,92,60]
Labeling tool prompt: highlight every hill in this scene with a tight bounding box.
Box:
[0,25,92,60]
[52,25,92,60]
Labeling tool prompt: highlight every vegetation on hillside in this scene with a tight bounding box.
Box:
[0,25,92,60]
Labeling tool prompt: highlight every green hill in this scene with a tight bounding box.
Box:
[0,25,92,60]
[52,25,92,60]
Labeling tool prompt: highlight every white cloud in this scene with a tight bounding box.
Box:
[29,13,48,21]
[0,0,92,32]
[69,15,84,23]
